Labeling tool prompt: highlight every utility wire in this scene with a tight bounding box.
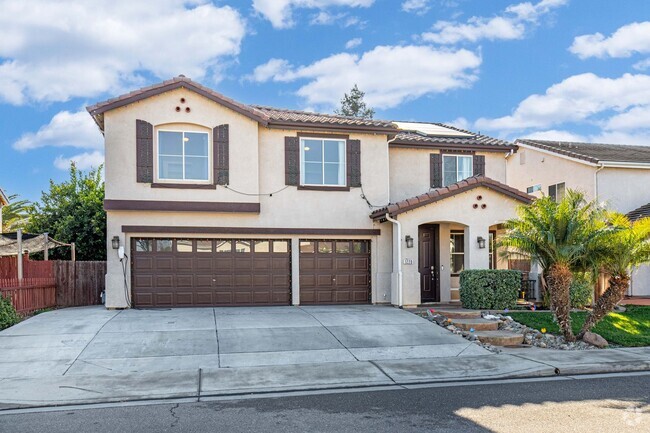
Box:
[360,184,390,209]
[224,185,290,197]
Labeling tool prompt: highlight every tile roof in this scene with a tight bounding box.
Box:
[626,203,650,222]
[517,139,650,164]
[370,175,534,220]
[251,105,397,130]
[391,122,515,151]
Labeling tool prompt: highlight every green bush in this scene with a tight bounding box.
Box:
[0,293,20,331]
[570,273,593,309]
[459,269,522,310]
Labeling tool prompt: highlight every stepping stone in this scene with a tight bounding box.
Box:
[450,318,499,332]
[434,309,481,319]
[474,330,524,346]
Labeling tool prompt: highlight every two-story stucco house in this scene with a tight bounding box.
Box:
[88,76,533,309]
[508,138,650,297]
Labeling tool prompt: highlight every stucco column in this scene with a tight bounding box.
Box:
[291,237,300,305]
[465,224,490,270]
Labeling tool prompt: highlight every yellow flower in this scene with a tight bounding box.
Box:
[541,328,547,334]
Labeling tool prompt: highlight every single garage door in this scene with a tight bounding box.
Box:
[299,240,370,305]
[131,238,291,307]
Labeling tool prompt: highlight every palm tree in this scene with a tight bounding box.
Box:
[1,194,32,233]
[577,213,650,338]
[499,191,610,342]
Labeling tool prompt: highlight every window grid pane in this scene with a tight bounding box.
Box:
[301,138,345,186]
[158,130,209,181]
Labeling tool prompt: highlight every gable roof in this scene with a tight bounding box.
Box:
[370,175,533,221]
[391,122,515,152]
[87,76,399,134]
[517,138,650,165]
[626,202,650,222]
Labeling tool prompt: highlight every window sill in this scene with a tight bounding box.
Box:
[151,183,216,190]
[297,185,350,191]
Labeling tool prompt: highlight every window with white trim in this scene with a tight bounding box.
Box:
[300,138,346,186]
[158,130,209,181]
[443,155,473,187]
[548,182,565,203]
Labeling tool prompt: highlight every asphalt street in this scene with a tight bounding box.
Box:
[1,373,649,433]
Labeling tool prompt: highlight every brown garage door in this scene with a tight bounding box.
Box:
[299,240,370,305]
[131,238,291,307]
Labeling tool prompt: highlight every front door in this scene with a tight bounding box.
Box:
[419,225,440,302]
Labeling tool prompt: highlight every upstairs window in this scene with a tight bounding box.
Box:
[158,130,209,181]
[300,138,346,186]
[548,182,566,203]
[443,155,473,187]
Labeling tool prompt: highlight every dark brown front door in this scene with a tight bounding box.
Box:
[419,225,440,302]
[131,238,291,307]
[299,240,370,304]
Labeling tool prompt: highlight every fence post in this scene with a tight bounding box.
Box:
[17,229,23,282]
[44,233,49,261]
[71,243,76,262]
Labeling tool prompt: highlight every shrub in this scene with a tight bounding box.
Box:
[459,269,522,310]
[570,273,593,309]
[0,293,20,331]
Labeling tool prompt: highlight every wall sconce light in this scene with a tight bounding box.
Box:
[405,235,414,248]
[111,236,120,250]
[477,236,486,249]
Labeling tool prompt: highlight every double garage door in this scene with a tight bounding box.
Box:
[131,238,370,307]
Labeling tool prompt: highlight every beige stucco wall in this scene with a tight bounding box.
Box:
[102,87,394,308]
[388,147,508,202]
[382,186,524,306]
[506,146,596,200]
[597,168,650,213]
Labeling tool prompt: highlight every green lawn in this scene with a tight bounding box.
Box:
[508,306,650,347]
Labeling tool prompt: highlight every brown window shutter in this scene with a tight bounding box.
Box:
[136,119,153,183]
[285,136,299,185]
[430,153,442,188]
[214,124,229,185]
[346,139,361,187]
[473,155,485,176]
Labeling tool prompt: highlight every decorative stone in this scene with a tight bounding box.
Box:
[583,331,609,348]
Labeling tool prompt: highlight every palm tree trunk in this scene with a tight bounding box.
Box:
[546,263,575,342]
[577,272,629,339]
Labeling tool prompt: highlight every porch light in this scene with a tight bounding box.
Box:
[477,236,486,249]
[112,236,120,250]
[405,235,414,248]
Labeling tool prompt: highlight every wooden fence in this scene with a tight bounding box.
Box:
[55,261,106,307]
[0,257,106,313]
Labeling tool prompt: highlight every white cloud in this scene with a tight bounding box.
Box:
[522,129,586,142]
[604,105,650,131]
[13,110,103,151]
[0,0,246,104]
[253,0,374,29]
[447,117,471,130]
[345,38,363,49]
[422,0,567,45]
[570,21,650,59]
[475,73,650,131]
[54,151,104,171]
[251,45,481,109]
[402,0,430,14]
[633,58,650,71]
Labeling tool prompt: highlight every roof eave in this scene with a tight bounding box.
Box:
[389,140,516,152]
[266,120,399,135]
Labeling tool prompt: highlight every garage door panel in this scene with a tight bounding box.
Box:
[299,239,370,305]
[132,238,291,307]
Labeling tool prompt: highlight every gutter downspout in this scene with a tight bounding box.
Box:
[594,163,605,202]
[385,213,403,307]
[504,149,515,185]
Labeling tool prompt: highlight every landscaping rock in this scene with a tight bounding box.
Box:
[583,331,609,348]
[614,305,627,313]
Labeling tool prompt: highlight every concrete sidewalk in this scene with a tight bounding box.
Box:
[1,306,649,409]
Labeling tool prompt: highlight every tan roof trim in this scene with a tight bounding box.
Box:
[0,188,8,206]
[370,176,534,220]
[389,141,516,152]
[266,121,398,135]
[87,76,270,132]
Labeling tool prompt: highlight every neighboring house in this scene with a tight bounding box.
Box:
[509,138,650,297]
[0,187,8,234]
[88,76,532,309]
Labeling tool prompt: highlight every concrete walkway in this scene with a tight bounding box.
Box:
[1,306,649,408]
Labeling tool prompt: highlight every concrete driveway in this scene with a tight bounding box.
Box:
[0,305,487,378]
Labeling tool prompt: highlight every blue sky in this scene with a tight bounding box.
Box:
[2,0,650,202]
